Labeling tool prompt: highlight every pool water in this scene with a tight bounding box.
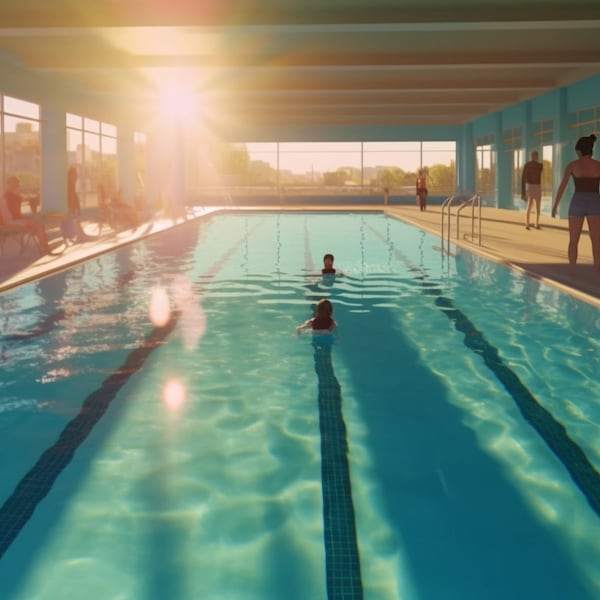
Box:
[1,212,600,599]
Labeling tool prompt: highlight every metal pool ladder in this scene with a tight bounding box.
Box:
[440,192,481,254]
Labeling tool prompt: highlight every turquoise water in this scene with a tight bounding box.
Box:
[1,212,600,599]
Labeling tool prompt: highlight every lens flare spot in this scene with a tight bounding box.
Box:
[171,275,207,350]
[149,287,171,327]
[163,379,186,411]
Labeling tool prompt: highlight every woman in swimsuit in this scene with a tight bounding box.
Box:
[552,134,600,271]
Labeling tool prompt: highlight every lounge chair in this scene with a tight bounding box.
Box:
[0,222,39,255]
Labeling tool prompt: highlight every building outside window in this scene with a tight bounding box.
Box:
[2,95,41,213]
[66,113,118,208]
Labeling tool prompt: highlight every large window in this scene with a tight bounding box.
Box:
[532,120,554,215]
[573,105,600,139]
[363,141,456,195]
[540,143,553,215]
[421,141,456,195]
[512,148,525,206]
[66,114,117,207]
[189,140,456,195]
[2,96,41,213]
[475,139,495,205]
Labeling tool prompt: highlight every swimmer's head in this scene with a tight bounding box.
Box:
[316,298,333,318]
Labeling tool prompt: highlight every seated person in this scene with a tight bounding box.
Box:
[1,176,50,254]
[4,175,24,219]
[296,299,337,335]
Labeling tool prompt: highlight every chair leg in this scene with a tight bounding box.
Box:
[0,230,31,255]
[21,231,39,253]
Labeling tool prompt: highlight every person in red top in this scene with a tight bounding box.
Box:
[4,176,23,219]
[416,169,428,212]
[296,299,337,334]
[322,253,336,274]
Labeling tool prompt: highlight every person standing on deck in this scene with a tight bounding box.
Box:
[552,134,600,271]
[416,169,428,212]
[522,150,543,230]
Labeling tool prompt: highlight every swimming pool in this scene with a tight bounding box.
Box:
[1,212,600,599]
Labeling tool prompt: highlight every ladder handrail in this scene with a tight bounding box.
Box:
[440,194,454,254]
[456,194,480,243]
[472,194,481,245]
[441,192,480,252]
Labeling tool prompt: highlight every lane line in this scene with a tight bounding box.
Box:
[0,315,179,559]
[304,218,364,599]
[371,218,600,519]
[0,224,250,560]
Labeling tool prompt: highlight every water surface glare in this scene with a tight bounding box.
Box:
[1,213,600,599]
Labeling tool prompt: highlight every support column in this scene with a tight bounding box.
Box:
[555,88,571,219]
[117,125,136,204]
[144,128,162,210]
[496,114,512,208]
[40,105,67,213]
[523,101,532,157]
[145,123,186,214]
[457,123,475,193]
[171,123,186,211]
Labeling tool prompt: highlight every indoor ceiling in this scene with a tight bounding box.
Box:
[1,0,600,130]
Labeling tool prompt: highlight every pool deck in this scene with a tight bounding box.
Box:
[386,204,600,307]
[1,203,599,307]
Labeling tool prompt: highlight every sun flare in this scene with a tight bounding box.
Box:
[163,378,186,412]
[154,71,203,125]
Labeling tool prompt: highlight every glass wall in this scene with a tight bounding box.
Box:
[2,96,41,213]
[362,141,456,195]
[279,142,362,189]
[475,140,495,205]
[513,148,525,206]
[531,119,554,215]
[421,141,456,195]
[66,113,118,208]
[541,143,553,214]
[188,140,457,195]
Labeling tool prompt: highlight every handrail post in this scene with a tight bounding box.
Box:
[440,193,483,252]
[440,194,453,254]
[477,194,482,245]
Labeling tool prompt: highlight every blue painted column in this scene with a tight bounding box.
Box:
[554,88,571,219]
[457,123,475,193]
[496,113,512,208]
[40,104,67,213]
[523,101,532,157]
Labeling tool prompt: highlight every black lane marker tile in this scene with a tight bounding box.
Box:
[0,313,179,559]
